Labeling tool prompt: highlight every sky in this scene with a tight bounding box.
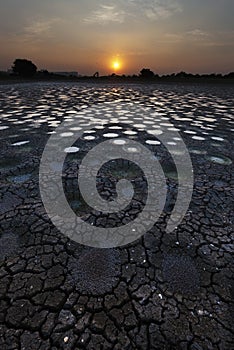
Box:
[0,0,234,75]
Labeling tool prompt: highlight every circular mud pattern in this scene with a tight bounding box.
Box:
[68,248,121,295]
[162,254,200,294]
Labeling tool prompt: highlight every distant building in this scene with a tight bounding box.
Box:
[53,72,79,77]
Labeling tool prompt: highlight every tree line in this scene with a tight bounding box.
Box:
[2,58,234,80]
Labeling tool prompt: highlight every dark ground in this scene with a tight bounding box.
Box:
[0,82,233,349]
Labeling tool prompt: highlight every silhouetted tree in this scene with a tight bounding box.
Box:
[12,59,37,77]
[38,69,49,76]
[140,68,155,78]
[40,69,49,74]
[175,71,188,78]
[225,72,234,79]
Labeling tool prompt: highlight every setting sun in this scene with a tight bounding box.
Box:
[112,61,121,71]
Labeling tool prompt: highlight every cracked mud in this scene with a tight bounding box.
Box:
[0,83,233,349]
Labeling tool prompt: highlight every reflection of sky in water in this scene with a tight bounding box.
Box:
[83,135,96,141]
[103,133,119,138]
[7,173,32,184]
[11,140,30,146]
[60,132,74,137]
[0,83,233,165]
[64,147,80,153]
[112,139,127,145]
[206,155,232,165]
[145,140,161,145]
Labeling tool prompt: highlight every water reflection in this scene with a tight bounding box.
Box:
[64,147,80,153]
[206,155,232,165]
[7,174,32,184]
[103,133,119,138]
[11,141,29,146]
[145,140,161,145]
[0,83,233,177]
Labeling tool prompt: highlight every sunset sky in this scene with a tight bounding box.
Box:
[0,0,233,75]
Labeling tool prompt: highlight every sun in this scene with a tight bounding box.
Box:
[112,61,121,71]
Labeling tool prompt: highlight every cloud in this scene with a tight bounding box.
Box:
[84,5,126,24]
[155,30,212,45]
[22,18,61,42]
[187,29,210,38]
[84,1,182,25]
[126,0,182,20]
[187,30,234,47]
[162,33,183,43]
